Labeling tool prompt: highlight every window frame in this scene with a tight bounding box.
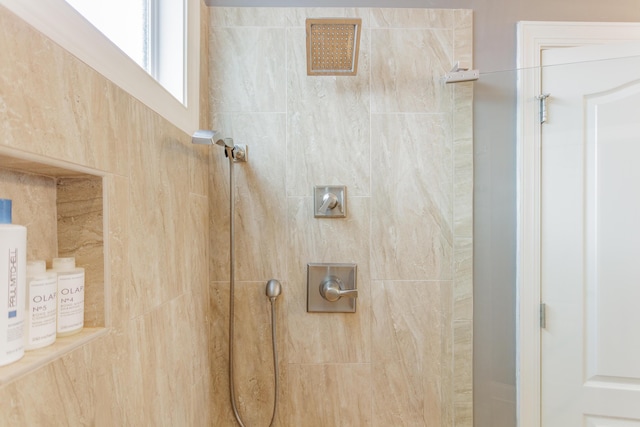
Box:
[1,0,200,134]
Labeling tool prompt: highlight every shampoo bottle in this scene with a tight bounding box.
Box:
[25,260,57,350]
[0,199,26,366]
[50,257,84,337]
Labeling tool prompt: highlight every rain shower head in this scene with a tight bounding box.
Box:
[306,18,361,76]
[191,129,234,148]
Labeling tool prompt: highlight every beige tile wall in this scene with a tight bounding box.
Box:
[0,2,212,424]
[209,7,473,426]
[0,4,472,425]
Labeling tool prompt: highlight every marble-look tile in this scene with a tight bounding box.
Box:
[286,8,371,27]
[454,321,473,407]
[132,291,210,425]
[0,326,145,425]
[453,143,473,238]
[454,10,473,71]
[56,177,104,328]
[127,110,194,312]
[453,10,473,427]
[372,281,430,426]
[371,113,453,281]
[453,78,473,238]
[454,238,473,322]
[454,402,473,427]
[208,113,288,282]
[372,280,452,426]
[79,83,132,177]
[286,27,371,197]
[0,169,57,262]
[228,283,278,426]
[209,27,286,113]
[185,193,209,304]
[106,175,133,328]
[210,6,292,27]
[440,281,455,427]
[189,377,213,427]
[287,363,372,426]
[207,146,231,286]
[0,356,83,424]
[0,5,474,425]
[209,281,235,426]
[183,285,213,406]
[371,8,455,29]
[371,28,453,114]
[285,197,371,364]
[190,143,210,199]
[133,311,182,425]
[84,328,145,426]
[0,155,88,178]
[209,281,288,427]
[0,7,129,176]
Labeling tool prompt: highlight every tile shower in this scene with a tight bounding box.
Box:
[0,4,472,426]
[208,7,473,427]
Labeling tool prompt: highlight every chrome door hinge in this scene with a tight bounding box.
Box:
[540,302,547,328]
[536,93,550,124]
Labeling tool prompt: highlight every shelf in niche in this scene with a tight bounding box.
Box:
[0,328,108,386]
[0,148,108,386]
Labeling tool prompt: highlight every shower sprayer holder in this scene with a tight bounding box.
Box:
[229,144,247,162]
[191,130,247,163]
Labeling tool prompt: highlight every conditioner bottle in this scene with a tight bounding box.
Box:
[25,260,57,350]
[50,257,84,337]
[0,199,26,365]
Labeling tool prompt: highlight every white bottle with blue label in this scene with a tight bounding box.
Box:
[0,199,27,366]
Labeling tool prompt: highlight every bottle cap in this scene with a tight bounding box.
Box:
[0,199,12,224]
[52,257,76,270]
[27,260,47,277]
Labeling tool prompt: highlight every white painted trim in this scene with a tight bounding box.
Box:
[516,20,640,427]
[0,0,200,134]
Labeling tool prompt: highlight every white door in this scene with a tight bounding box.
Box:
[541,42,640,426]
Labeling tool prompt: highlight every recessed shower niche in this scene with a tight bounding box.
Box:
[0,150,108,385]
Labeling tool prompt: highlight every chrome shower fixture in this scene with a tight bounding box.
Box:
[191,129,247,162]
[191,129,226,148]
[266,279,282,302]
[306,18,362,76]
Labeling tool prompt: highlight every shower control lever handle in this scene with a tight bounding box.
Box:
[319,192,339,213]
[320,276,358,302]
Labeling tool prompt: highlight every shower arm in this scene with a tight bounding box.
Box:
[191,130,247,163]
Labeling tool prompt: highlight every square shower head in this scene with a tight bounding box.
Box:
[306,18,362,76]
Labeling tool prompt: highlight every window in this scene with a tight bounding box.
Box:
[64,0,185,103]
[1,0,199,133]
[65,0,149,73]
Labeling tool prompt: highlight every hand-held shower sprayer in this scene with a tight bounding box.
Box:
[265,278,282,427]
[266,279,282,302]
[192,130,279,427]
